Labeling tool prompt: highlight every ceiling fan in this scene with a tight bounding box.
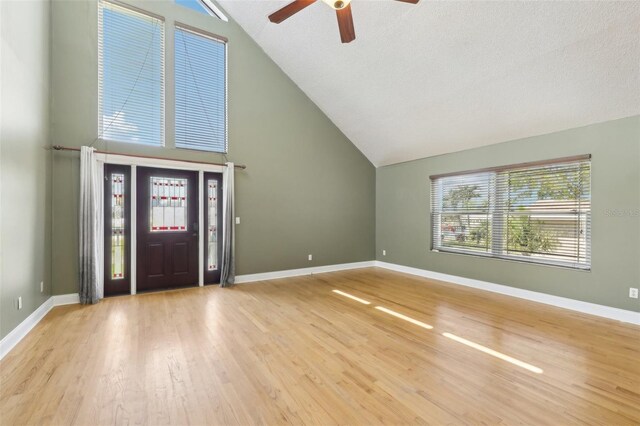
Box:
[268,0,419,44]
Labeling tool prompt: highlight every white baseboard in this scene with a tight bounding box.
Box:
[53,293,80,306]
[0,261,374,361]
[235,261,376,284]
[0,293,81,361]
[374,261,640,325]
[0,297,54,360]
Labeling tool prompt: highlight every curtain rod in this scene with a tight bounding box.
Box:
[51,145,246,170]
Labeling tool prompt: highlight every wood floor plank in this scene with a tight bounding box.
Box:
[1,267,639,425]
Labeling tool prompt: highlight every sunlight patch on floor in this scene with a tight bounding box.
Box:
[333,289,543,374]
[375,306,434,330]
[332,289,371,305]
[442,332,543,374]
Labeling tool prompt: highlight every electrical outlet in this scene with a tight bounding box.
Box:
[40,281,44,293]
[308,254,313,261]
[17,296,22,310]
[235,217,240,225]
[630,288,639,299]
[382,250,386,256]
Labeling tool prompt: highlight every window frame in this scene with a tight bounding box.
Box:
[174,22,228,154]
[175,0,229,22]
[98,0,166,147]
[430,155,592,271]
[199,0,229,21]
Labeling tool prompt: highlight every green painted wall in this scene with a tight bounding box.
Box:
[50,0,375,295]
[376,116,640,312]
[1,0,53,339]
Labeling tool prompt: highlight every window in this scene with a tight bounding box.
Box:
[175,24,227,153]
[111,173,126,279]
[175,0,228,21]
[150,177,188,232]
[206,179,218,271]
[431,156,591,270]
[98,1,165,146]
[104,164,131,296]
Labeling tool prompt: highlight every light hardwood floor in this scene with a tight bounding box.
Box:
[1,267,639,425]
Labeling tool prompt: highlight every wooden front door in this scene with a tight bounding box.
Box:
[136,167,198,291]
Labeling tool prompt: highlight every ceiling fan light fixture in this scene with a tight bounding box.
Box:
[321,0,351,10]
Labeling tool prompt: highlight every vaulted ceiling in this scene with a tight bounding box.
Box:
[218,0,640,166]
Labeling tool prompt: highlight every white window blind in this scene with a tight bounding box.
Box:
[431,156,591,270]
[175,25,227,153]
[98,1,165,146]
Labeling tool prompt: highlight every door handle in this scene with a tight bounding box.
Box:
[193,222,198,237]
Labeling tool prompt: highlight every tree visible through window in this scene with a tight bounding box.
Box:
[431,156,591,270]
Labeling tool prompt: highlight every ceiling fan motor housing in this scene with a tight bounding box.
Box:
[321,0,351,9]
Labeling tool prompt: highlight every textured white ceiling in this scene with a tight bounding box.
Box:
[218,0,640,166]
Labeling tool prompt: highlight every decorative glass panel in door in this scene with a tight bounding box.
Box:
[149,176,188,231]
[207,180,218,271]
[112,173,125,279]
[203,172,222,284]
[104,164,131,296]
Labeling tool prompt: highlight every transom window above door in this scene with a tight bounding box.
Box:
[98,1,165,146]
[175,24,228,153]
[97,1,228,151]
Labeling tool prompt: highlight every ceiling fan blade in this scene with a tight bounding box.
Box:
[268,0,317,23]
[394,0,420,3]
[336,4,355,43]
